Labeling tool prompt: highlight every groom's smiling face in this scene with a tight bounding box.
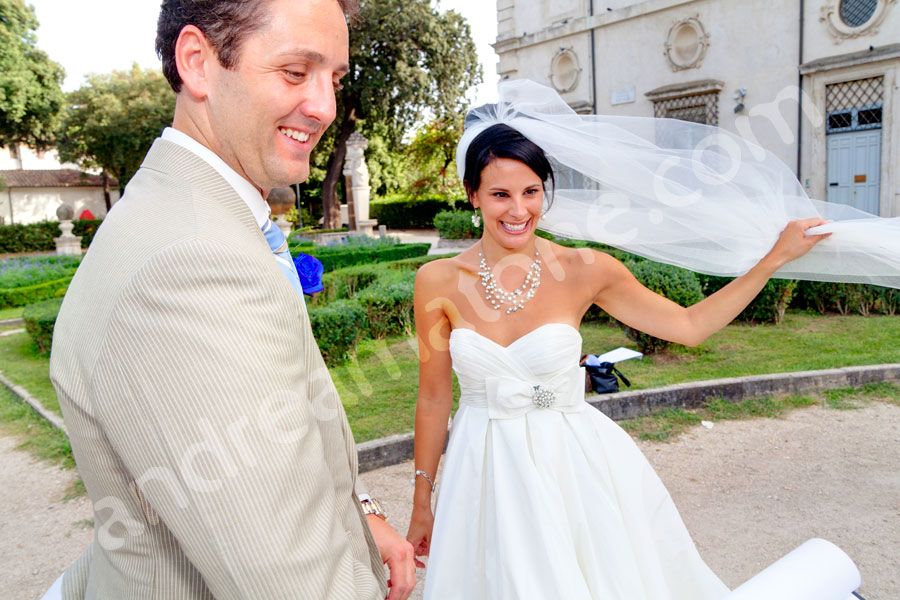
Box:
[200,0,349,195]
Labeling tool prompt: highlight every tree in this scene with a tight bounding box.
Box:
[0,0,65,148]
[406,116,464,198]
[318,0,481,227]
[56,65,175,191]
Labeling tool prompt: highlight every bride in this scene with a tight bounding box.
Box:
[405,121,830,599]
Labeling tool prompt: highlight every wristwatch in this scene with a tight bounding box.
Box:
[358,493,387,520]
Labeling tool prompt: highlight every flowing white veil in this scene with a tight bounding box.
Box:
[457,80,900,289]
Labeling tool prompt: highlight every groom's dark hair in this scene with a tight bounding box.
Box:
[156,0,360,93]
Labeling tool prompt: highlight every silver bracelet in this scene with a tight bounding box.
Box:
[412,469,436,493]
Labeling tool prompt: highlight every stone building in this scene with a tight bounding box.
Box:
[493,0,899,216]
[0,144,120,225]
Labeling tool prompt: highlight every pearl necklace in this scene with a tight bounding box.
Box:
[478,243,542,314]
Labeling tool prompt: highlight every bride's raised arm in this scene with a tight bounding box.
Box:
[592,218,831,347]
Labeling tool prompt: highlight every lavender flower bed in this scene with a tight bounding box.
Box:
[0,256,81,289]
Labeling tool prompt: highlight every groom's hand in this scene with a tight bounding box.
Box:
[366,514,417,599]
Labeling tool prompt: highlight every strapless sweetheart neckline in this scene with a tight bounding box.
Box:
[449,322,580,349]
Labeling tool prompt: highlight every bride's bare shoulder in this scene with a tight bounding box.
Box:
[416,253,475,290]
[542,239,628,273]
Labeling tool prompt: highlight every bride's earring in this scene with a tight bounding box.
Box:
[471,212,482,228]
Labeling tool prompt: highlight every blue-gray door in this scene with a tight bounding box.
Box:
[826,129,881,215]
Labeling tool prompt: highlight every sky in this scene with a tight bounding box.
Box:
[28,0,500,106]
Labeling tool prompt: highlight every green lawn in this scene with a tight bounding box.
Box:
[0,385,74,469]
[580,311,900,389]
[0,306,24,320]
[1,311,898,444]
[0,331,59,412]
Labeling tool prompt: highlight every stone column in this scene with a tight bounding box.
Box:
[342,131,377,236]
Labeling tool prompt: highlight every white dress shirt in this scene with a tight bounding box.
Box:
[161,127,270,228]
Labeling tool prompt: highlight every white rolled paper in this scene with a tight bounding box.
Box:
[725,538,861,600]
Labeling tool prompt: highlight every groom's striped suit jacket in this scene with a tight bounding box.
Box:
[49,139,386,599]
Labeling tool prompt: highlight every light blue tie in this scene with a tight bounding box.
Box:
[261,218,305,304]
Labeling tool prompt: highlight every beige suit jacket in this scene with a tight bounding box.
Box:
[49,139,387,599]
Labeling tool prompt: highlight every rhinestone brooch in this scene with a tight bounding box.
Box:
[532,385,556,408]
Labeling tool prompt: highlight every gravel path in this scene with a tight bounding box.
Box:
[4,402,898,599]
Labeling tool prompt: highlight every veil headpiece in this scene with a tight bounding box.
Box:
[458,80,900,289]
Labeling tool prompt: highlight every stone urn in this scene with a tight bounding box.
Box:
[54,204,82,255]
[267,187,295,215]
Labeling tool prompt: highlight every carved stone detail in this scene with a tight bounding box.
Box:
[819,0,897,44]
[549,48,582,94]
[664,15,710,72]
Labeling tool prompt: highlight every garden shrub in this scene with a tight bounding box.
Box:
[621,260,704,354]
[307,299,368,364]
[0,276,74,308]
[314,263,387,305]
[876,285,899,316]
[23,297,64,353]
[697,274,797,324]
[384,253,450,271]
[72,219,104,247]
[0,219,102,253]
[355,271,416,338]
[434,210,482,239]
[370,195,467,229]
[792,281,895,316]
[294,237,430,271]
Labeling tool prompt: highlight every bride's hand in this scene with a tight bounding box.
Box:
[406,505,434,563]
[764,217,832,268]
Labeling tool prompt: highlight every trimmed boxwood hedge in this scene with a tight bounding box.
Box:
[355,271,416,338]
[434,210,482,239]
[0,219,103,253]
[370,195,468,229]
[297,242,430,271]
[0,276,73,309]
[307,299,368,364]
[23,297,64,353]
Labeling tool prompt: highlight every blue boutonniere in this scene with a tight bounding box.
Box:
[292,253,324,296]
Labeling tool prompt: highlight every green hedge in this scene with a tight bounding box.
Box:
[370,195,467,229]
[0,276,73,309]
[621,260,704,354]
[434,210,482,239]
[698,275,797,324]
[356,272,416,338]
[792,280,900,316]
[314,263,387,305]
[298,242,430,271]
[308,299,368,364]
[23,297,64,353]
[0,219,102,253]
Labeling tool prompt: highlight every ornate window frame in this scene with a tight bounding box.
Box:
[549,48,582,94]
[819,0,897,43]
[645,79,724,126]
[664,16,710,72]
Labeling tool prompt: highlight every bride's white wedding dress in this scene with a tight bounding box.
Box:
[423,323,730,599]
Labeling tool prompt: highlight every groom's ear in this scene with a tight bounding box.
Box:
[174,25,216,100]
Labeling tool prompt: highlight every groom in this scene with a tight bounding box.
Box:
[48,0,415,598]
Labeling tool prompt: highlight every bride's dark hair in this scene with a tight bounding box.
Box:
[462,123,555,207]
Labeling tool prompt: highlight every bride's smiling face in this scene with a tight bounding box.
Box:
[470,158,544,249]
